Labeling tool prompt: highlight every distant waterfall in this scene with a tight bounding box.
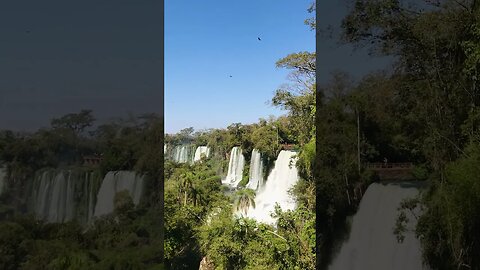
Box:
[193,146,210,162]
[246,149,264,190]
[172,145,194,163]
[244,150,299,225]
[222,147,245,187]
[28,169,144,223]
[0,167,6,195]
[30,170,102,223]
[93,171,145,217]
[32,170,76,223]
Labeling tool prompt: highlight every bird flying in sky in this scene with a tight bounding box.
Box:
[257,37,261,41]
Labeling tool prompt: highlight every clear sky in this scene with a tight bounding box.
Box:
[317,0,394,83]
[165,0,315,134]
[0,1,162,131]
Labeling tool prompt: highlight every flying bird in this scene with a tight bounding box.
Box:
[257,37,261,41]
[229,75,233,78]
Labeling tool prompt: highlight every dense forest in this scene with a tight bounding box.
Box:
[0,110,165,269]
[315,0,480,269]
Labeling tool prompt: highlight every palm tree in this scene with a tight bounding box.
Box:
[233,188,256,215]
[179,171,194,206]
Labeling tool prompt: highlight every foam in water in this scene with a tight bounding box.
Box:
[244,150,299,225]
[328,182,426,270]
[246,149,264,190]
[222,147,245,187]
[193,146,210,162]
[93,171,145,217]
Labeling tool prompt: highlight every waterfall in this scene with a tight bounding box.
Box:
[32,170,76,223]
[244,150,299,225]
[29,169,102,224]
[0,167,6,195]
[222,147,245,187]
[93,171,145,217]
[193,146,210,162]
[27,169,144,223]
[246,149,264,190]
[85,171,100,223]
[328,182,426,270]
[172,145,194,163]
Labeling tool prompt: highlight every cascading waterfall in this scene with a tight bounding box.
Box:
[32,170,76,223]
[244,150,299,225]
[246,149,264,190]
[85,171,101,223]
[193,146,210,162]
[172,145,194,163]
[30,169,102,223]
[222,147,245,187]
[28,169,144,223]
[93,171,145,217]
[328,182,426,270]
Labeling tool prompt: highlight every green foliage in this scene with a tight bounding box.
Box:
[415,143,480,269]
[198,208,315,270]
[51,109,95,136]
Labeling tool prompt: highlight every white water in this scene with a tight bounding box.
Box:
[244,150,299,225]
[245,149,264,190]
[32,171,76,223]
[193,146,210,162]
[328,182,426,270]
[0,167,6,194]
[84,171,100,223]
[172,145,194,163]
[93,171,144,217]
[222,147,245,187]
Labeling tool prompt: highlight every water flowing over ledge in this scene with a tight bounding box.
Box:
[222,147,245,188]
[244,150,299,225]
[328,182,427,270]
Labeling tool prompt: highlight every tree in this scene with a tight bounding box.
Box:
[51,110,95,137]
[179,172,195,206]
[233,189,256,215]
[273,52,316,146]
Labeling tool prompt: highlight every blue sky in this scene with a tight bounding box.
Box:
[165,0,315,134]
